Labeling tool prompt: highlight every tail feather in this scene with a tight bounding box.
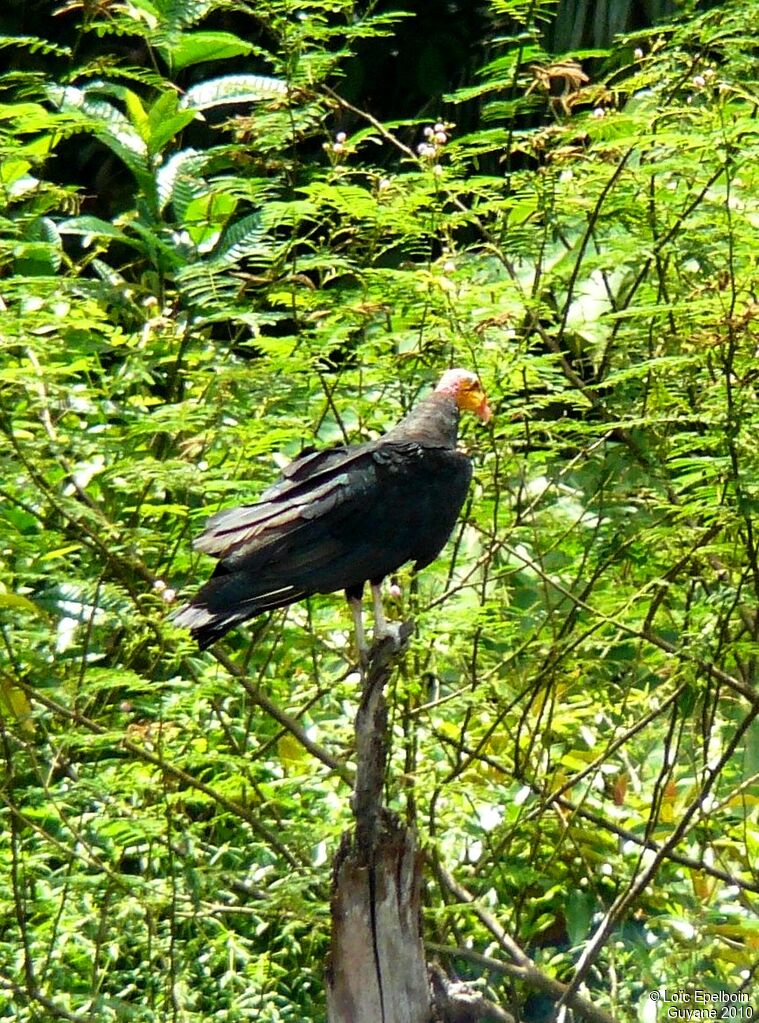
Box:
[172,572,306,650]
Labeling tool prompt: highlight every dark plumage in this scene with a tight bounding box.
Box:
[173,369,491,655]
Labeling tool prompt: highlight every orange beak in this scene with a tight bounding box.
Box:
[457,383,492,423]
[476,392,493,424]
[462,384,492,423]
[438,370,494,423]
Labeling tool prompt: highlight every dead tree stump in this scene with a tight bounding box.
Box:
[326,623,431,1023]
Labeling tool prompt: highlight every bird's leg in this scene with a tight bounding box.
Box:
[370,582,389,635]
[370,582,404,650]
[349,595,369,670]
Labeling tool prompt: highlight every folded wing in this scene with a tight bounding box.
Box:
[174,437,471,649]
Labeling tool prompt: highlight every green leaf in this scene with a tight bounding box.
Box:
[566,890,594,947]
[0,593,45,616]
[0,34,71,58]
[183,191,238,247]
[13,225,62,275]
[211,211,266,263]
[58,215,133,244]
[0,679,34,734]
[180,74,287,111]
[155,146,204,212]
[146,111,197,157]
[124,89,149,133]
[40,544,84,561]
[159,30,255,71]
[147,87,180,126]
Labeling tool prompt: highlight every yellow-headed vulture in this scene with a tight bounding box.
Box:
[173,368,491,656]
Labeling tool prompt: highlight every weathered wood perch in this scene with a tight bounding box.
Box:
[326,626,514,1023]
[326,622,432,1023]
[327,815,430,1023]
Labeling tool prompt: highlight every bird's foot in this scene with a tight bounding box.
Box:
[373,620,405,652]
[370,619,414,659]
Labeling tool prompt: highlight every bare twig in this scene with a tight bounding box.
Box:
[212,646,352,782]
[14,680,304,869]
[432,862,619,1023]
[555,703,759,1010]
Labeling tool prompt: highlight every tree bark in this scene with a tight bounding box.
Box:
[326,624,431,1023]
[327,818,430,1023]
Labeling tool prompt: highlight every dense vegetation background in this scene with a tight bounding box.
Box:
[1,0,757,1020]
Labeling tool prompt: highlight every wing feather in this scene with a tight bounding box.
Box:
[194,472,359,557]
[174,390,477,648]
[193,448,377,566]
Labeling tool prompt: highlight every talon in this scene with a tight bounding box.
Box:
[374,619,405,651]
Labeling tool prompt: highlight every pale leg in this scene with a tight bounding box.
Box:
[349,595,369,667]
[370,582,403,647]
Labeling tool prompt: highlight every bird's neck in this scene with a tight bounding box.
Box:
[383,393,460,448]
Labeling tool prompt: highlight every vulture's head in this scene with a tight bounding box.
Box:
[435,368,492,423]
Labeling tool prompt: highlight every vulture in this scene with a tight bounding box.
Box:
[173,368,491,658]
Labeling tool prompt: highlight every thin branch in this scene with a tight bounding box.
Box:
[212,647,352,782]
[432,861,620,1023]
[555,149,633,346]
[0,976,90,1023]
[14,680,305,869]
[322,86,418,161]
[430,962,516,1023]
[431,729,759,895]
[555,702,759,1010]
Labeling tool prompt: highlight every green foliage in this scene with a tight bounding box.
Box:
[1,0,758,1020]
